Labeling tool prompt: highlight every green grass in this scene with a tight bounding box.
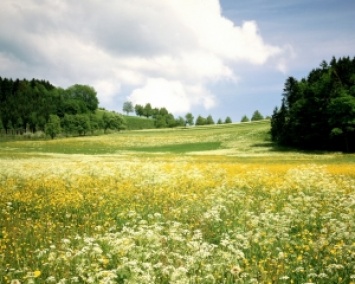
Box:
[124,115,156,130]
[0,121,270,155]
[127,141,221,153]
[1,120,354,164]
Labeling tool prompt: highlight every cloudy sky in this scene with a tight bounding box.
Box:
[1,0,354,121]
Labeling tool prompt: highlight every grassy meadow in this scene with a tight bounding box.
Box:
[1,121,355,283]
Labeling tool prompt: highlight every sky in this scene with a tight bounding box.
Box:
[1,0,354,122]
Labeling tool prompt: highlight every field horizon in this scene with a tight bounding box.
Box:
[1,120,352,157]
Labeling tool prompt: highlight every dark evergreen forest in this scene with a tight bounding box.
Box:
[271,56,355,152]
[0,78,125,137]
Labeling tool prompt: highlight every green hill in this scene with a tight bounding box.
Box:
[124,115,156,130]
[0,120,272,156]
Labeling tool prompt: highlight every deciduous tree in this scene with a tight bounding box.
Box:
[66,84,99,113]
[195,115,206,125]
[185,113,194,126]
[123,101,134,115]
[103,112,126,133]
[135,104,144,116]
[143,103,153,118]
[45,115,61,139]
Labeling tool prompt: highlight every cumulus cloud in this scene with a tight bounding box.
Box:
[129,78,216,114]
[0,0,285,113]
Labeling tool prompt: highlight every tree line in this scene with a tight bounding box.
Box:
[0,77,126,138]
[271,56,355,152]
[0,76,270,139]
[240,110,266,122]
[123,101,233,127]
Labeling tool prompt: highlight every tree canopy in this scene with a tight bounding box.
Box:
[241,115,249,122]
[133,103,186,128]
[0,77,125,137]
[271,56,355,152]
[251,110,264,121]
[185,113,194,126]
[224,116,232,124]
[123,101,134,115]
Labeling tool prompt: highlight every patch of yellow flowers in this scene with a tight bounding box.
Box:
[1,154,355,283]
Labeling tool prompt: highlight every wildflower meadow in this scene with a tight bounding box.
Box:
[1,122,355,283]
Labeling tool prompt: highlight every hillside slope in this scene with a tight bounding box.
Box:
[0,121,271,156]
[124,115,156,130]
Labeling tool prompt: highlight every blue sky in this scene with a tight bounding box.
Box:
[1,0,354,122]
[215,0,355,120]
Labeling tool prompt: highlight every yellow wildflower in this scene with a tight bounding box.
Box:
[34,270,41,278]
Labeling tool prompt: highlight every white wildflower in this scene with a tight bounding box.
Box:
[45,276,56,283]
[317,272,328,278]
[230,265,242,276]
[61,238,71,245]
[278,251,285,259]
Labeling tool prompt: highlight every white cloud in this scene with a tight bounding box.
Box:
[0,0,286,114]
[94,80,122,106]
[275,44,297,74]
[129,78,216,114]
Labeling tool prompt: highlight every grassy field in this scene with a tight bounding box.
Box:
[1,121,355,283]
